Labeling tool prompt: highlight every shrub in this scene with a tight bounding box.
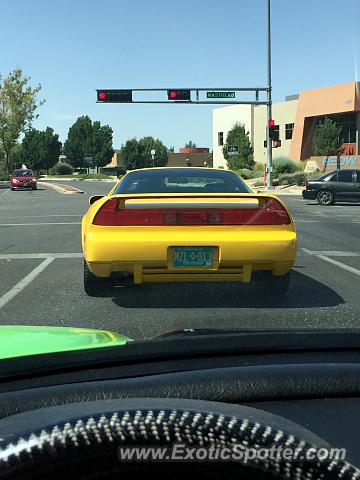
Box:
[272,157,298,177]
[254,179,264,188]
[253,162,264,173]
[50,162,74,175]
[278,171,307,186]
[238,168,253,180]
[305,171,321,181]
[252,170,264,178]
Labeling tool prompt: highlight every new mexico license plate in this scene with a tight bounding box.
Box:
[172,247,214,268]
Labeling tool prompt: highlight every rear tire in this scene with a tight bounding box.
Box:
[84,261,102,296]
[254,271,291,295]
[317,189,335,206]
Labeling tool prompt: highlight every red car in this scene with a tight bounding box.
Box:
[10,169,37,191]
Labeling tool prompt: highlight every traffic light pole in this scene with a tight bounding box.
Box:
[266,0,274,190]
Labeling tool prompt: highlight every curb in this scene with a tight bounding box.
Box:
[38,181,85,195]
[255,190,302,196]
[39,177,116,182]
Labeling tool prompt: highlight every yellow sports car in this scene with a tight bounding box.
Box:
[82,167,296,296]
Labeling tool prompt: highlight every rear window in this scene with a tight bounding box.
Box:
[13,170,33,177]
[321,172,337,182]
[114,169,251,194]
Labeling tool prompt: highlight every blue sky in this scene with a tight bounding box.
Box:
[1,0,359,150]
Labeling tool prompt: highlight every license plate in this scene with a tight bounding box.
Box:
[172,247,214,268]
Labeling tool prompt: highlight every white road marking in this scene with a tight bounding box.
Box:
[302,249,360,257]
[0,257,54,310]
[0,253,83,260]
[0,222,81,226]
[302,248,360,277]
[315,255,360,277]
[0,189,9,195]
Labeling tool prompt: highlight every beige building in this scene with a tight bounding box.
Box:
[213,82,360,171]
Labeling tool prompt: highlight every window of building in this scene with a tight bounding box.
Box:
[337,170,354,182]
[315,113,356,144]
[285,123,294,140]
[218,132,224,146]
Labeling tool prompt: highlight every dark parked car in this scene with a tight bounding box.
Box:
[302,169,360,205]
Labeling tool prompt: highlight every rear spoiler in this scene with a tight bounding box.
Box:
[111,193,281,210]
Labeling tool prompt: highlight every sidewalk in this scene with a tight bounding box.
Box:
[254,185,304,196]
[246,179,303,196]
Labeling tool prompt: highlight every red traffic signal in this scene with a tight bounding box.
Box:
[268,120,279,140]
[167,89,191,101]
[97,90,132,103]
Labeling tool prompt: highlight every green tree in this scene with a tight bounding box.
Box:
[63,116,114,168]
[21,128,62,172]
[206,152,213,167]
[87,121,114,168]
[121,138,141,170]
[167,146,175,153]
[312,118,343,171]
[223,123,254,170]
[121,137,168,169]
[185,140,197,148]
[63,116,93,167]
[0,68,44,173]
[9,143,23,169]
[139,136,168,167]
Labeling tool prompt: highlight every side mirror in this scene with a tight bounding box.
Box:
[89,195,104,205]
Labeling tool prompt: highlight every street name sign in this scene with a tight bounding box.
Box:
[207,91,235,99]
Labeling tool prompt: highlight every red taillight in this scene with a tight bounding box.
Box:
[93,198,291,226]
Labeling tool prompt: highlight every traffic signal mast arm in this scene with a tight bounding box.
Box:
[96,88,270,105]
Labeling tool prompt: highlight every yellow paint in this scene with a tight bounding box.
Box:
[82,171,297,284]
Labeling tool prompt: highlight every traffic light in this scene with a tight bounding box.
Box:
[167,89,191,101]
[268,119,279,140]
[97,90,132,103]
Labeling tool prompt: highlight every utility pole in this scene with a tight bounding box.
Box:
[266,0,273,190]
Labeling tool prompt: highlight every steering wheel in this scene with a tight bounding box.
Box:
[0,399,358,479]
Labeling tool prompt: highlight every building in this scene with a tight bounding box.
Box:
[213,82,360,171]
[168,147,210,167]
[103,148,211,170]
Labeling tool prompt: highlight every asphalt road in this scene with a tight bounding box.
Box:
[1,180,360,340]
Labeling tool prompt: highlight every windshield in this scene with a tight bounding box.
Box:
[115,169,251,194]
[1,0,360,366]
[13,170,33,177]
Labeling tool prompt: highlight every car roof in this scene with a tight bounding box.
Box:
[126,167,228,173]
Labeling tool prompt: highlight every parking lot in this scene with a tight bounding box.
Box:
[0,180,360,340]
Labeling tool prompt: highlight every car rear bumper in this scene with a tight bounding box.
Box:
[84,225,297,284]
[302,189,317,200]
